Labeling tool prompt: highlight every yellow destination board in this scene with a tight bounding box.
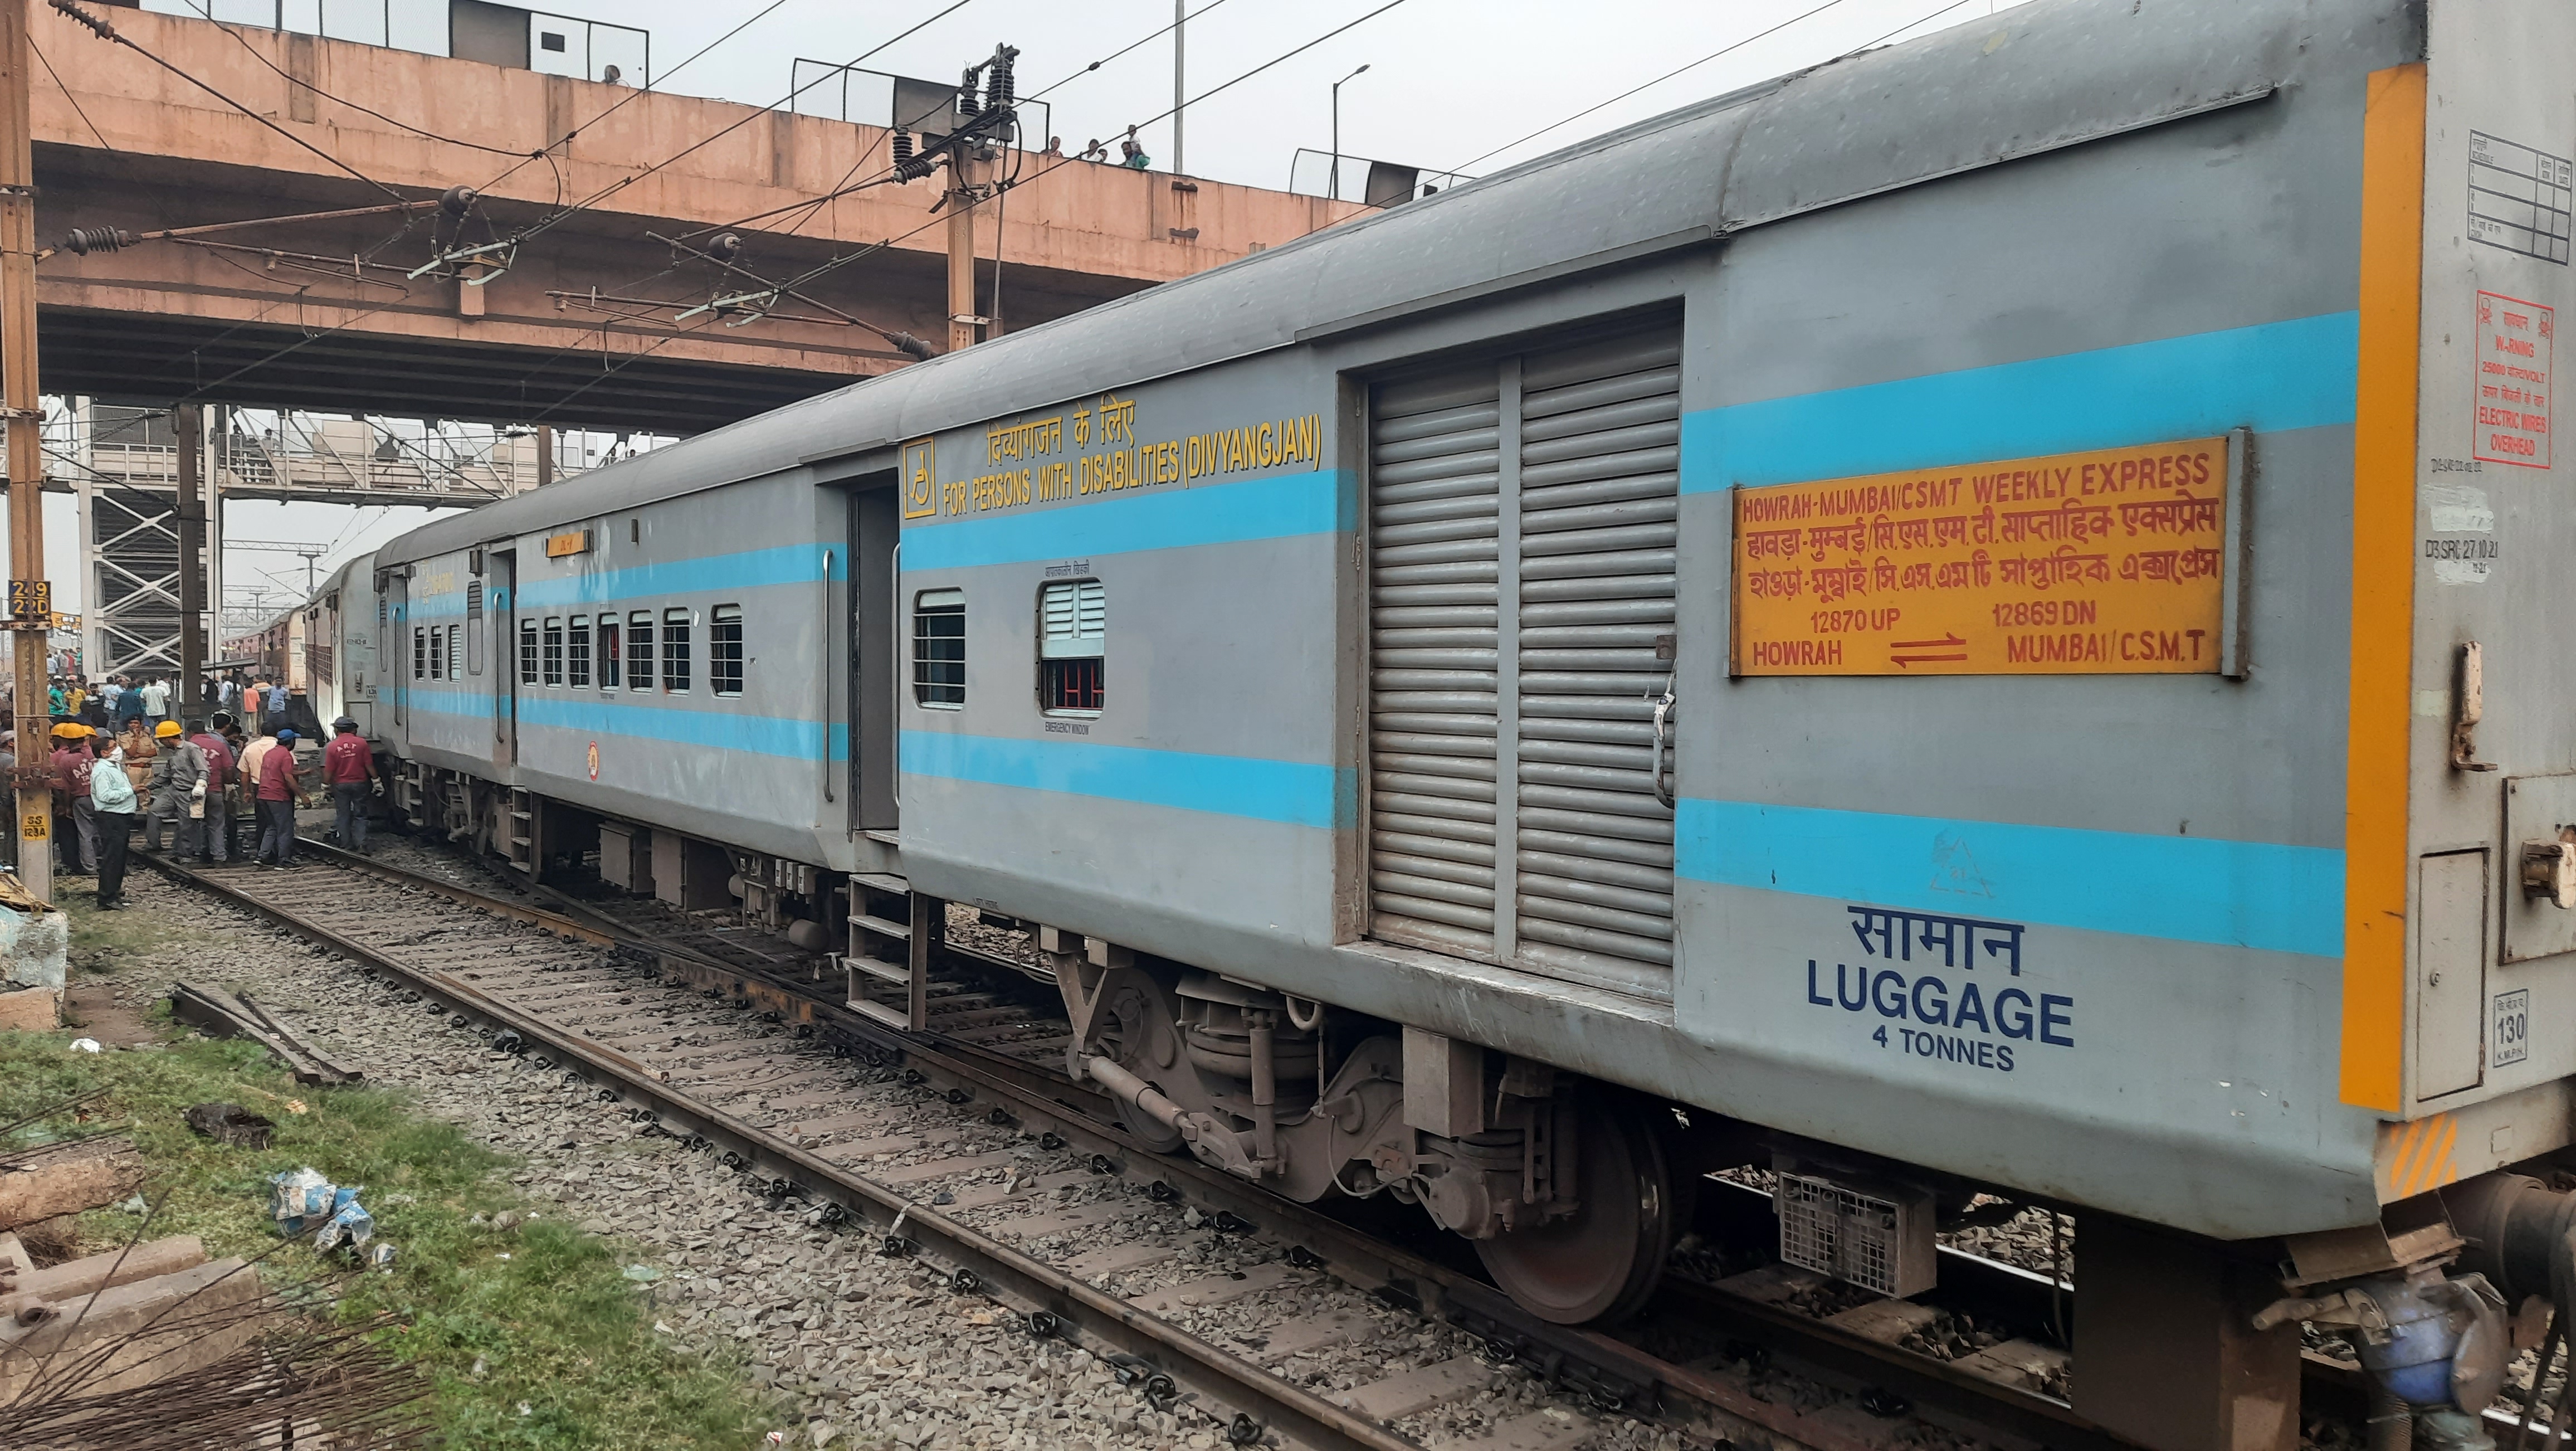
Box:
[1731,438,2229,676]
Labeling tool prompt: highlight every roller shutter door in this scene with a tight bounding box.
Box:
[1366,366,1504,957]
[1367,324,1679,1001]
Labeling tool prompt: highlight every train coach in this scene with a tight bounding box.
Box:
[354,0,2576,1442]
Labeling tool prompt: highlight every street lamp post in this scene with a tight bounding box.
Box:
[1330,64,1369,202]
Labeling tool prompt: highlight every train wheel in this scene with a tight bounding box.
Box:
[1474,1099,1674,1325]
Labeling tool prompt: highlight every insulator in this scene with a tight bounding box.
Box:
[706,232,741,262]
[989,48,1016,107]
[438,184,479,218]
[891,129,914,167]
[960,66,980,114]
[61,227,129,257]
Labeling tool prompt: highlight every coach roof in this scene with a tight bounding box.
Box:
[376,0,2334,568]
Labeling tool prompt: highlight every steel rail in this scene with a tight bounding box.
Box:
[225,839,2138,1451]
[135,849,1415,1451]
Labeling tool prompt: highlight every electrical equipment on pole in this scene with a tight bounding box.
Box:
[1,0,52,898]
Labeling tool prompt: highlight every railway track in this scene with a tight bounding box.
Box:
[135,838,2373,1451]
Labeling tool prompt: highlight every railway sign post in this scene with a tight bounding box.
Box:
[0,0,51,902]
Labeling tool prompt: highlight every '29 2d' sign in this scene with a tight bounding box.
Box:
[1803,904,2072,1074]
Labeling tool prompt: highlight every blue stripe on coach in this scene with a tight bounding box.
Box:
[1679,311,2360,492]
[394,684,847,761]
[900,470,1350,572]
[900,729,1349,830]
[1675,798,2343,958]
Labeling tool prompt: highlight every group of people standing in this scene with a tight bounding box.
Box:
[19,673,297,738]
[11,712,376,909]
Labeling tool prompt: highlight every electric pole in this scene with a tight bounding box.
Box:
[921,45,1016,354]
[1,0,53,900]
[175,403,204,723]
[946,148,981,354]
[1173,0,1185,178]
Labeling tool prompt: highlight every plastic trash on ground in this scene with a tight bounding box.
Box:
[66,1038,99,1053]
[271,1166,375,1248]
[312,1186,374,1250]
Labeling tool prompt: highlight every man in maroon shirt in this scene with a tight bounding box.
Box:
[255,728,301,869]
[187,718,235,863]
[48,722,95,873]
[323,717,376,854]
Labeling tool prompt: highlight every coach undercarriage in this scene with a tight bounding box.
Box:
[1051,936,1677,1325]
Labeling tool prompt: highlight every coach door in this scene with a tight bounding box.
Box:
[1366,323,1682,1001]
[491,551,517,767]
[847,479,900,832]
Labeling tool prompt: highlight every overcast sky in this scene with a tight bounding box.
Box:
[587,0,2029,188]
[41,0,2035,635]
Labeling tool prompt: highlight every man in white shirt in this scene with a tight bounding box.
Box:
[138,677,169,725]
[98,677,121,717]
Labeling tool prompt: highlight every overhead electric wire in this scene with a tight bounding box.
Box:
[708,0,1247,246]
[47,1,402,202]
[492,0,982,249]
[1025,0,1237,100]
[759,0,1414,304]
[177,0,525,157]
[471,0,799,197]
[1450,0,2003,178]
[1446,0,1856,174]
[31,37,109,152]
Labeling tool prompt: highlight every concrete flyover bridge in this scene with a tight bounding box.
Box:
[28,1,1360,434]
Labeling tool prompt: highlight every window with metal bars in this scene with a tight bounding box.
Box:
[627,611,653,690]
[709,605,743,697]
[662,608,691,692]
[519,620,536,685]
[542,617,563,685]
[412,627,426,680]
[912,589,964,707]
[447,625,461,681]
[600,618,621,689]
[1037,578,1104,713]
[568,614,591,688]
[428,626,443,681]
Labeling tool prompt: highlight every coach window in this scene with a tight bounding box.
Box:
[568,613,592,688]
[628,610,654,690]
[662,607,692,693]
[912,589,965,708]
[428,626,444,681]
[1037,578,1105,714]
[600,615,622,689]
[710,605,743,697]
[542,616,564,686]
[448,624,462,681]
[518,619,537,685]
[412,627,426,680]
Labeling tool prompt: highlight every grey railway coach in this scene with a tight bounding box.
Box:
[367,0,2576,1441]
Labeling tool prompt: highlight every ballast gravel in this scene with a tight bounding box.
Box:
[95,865,1716,1450]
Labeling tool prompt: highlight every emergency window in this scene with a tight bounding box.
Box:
[628,611,653,690]
[1038,579,1104,713]
[710,605,743,698]
[568,614,591,688]
[600,617,622,690]
[447,624,461,681]
[542,617,564,686]
[913,589,964,707]
[662,608,691,693]
[519,619,537,685]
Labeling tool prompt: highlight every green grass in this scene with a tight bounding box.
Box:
[0,904,788,1449]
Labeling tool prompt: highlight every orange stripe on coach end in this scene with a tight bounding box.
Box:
[2374,1113,2460,1200]
[2342,63,2426,1113]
